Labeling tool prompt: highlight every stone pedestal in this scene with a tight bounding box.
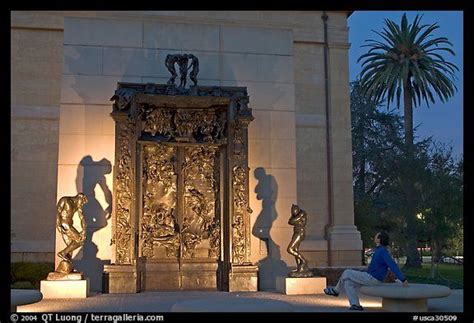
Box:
[40,278,89,299]
[104,264,140,293]
[276,276,327,295]
[228,265,259,292]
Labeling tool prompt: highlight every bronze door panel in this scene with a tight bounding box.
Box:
[139,143,222,290]
[181,146,220,260]
[141,144,179,259]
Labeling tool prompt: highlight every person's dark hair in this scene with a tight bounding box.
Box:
[377,231,390,246]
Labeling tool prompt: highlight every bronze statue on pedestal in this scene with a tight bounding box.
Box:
[287,204,313,278]
[49,193,88,279]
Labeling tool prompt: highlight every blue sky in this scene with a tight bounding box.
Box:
[348,11,463,159]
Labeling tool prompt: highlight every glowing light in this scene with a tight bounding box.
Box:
[362,301,383,308]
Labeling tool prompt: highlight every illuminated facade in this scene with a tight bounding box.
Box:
[11,11,362,292]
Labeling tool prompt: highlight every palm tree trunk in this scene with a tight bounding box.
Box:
[403,81,422,269]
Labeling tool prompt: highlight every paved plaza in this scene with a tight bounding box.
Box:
[18,289,463,313]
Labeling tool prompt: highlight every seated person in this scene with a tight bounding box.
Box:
[324,231,408,311]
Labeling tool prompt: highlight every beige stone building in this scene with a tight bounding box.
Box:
[11,11,362,291]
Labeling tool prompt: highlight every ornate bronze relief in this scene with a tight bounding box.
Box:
[139,105,226,144]
[109,79,256,292]
[141,144,179,258]
[140,144,220,260]
[115,118,135,264]
[182,146,220,259]
[232,165,251,265]
[142,109,173,137]
[230,117,253,265]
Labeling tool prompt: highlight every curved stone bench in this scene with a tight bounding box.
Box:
[360,283,450,312]
[171,298,293,312]
[11,289,43,312]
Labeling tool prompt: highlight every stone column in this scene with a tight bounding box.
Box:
[325,37,362,265]
[11,11,64,263]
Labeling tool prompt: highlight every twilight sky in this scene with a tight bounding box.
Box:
[348,11,463,159]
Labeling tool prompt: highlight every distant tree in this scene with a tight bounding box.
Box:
[351,80,405,251]
[417,145,463,264]
[358,14,458,268]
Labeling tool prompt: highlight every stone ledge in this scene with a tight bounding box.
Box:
[361,283,451,299]
[360,283,451,312]
[11,11,64,30]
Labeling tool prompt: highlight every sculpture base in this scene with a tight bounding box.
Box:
[40,278,89,299]
[288,270,313,278]
[55,260,74,274]
[228,265,258,292]
[104,264,139,293]
[276,276,327,295]
[47,271,83,281]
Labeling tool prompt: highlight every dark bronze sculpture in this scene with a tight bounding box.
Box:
[287,204,313,278]
[54,193,88,275]
[165,54,180,85]
[188,54,199,86]
[178,54,189,88]
[165,53,199,88]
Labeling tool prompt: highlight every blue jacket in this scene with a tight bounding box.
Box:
[368,246,406,282]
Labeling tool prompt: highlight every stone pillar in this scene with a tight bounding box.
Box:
[11,11,64,263]
[325,22,362,265]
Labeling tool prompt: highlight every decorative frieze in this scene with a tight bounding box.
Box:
[114,117,135,264]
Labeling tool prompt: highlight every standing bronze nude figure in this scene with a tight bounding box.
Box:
[187,54,199,86]
[287,204,313,278]
[54,193,88,275]
[165,54,180,85]
[177,54,189,88]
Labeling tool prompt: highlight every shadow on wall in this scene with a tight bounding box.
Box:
[73,156,112,292]
[64,43,150,105]
[252,167,288,290]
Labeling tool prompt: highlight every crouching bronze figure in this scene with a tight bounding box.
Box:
[54,193,88,275]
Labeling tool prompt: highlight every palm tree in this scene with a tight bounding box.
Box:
[357,13,458,268]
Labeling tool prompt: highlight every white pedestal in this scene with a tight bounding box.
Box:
[40,278,89,299]
[276,276,327,295]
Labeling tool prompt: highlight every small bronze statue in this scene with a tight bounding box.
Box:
[287,204,313,278]
[177,54,189,88]
[188,54,199,86]
[165,53,199,88]
[165,54,180,85]
[53,193,88,276]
